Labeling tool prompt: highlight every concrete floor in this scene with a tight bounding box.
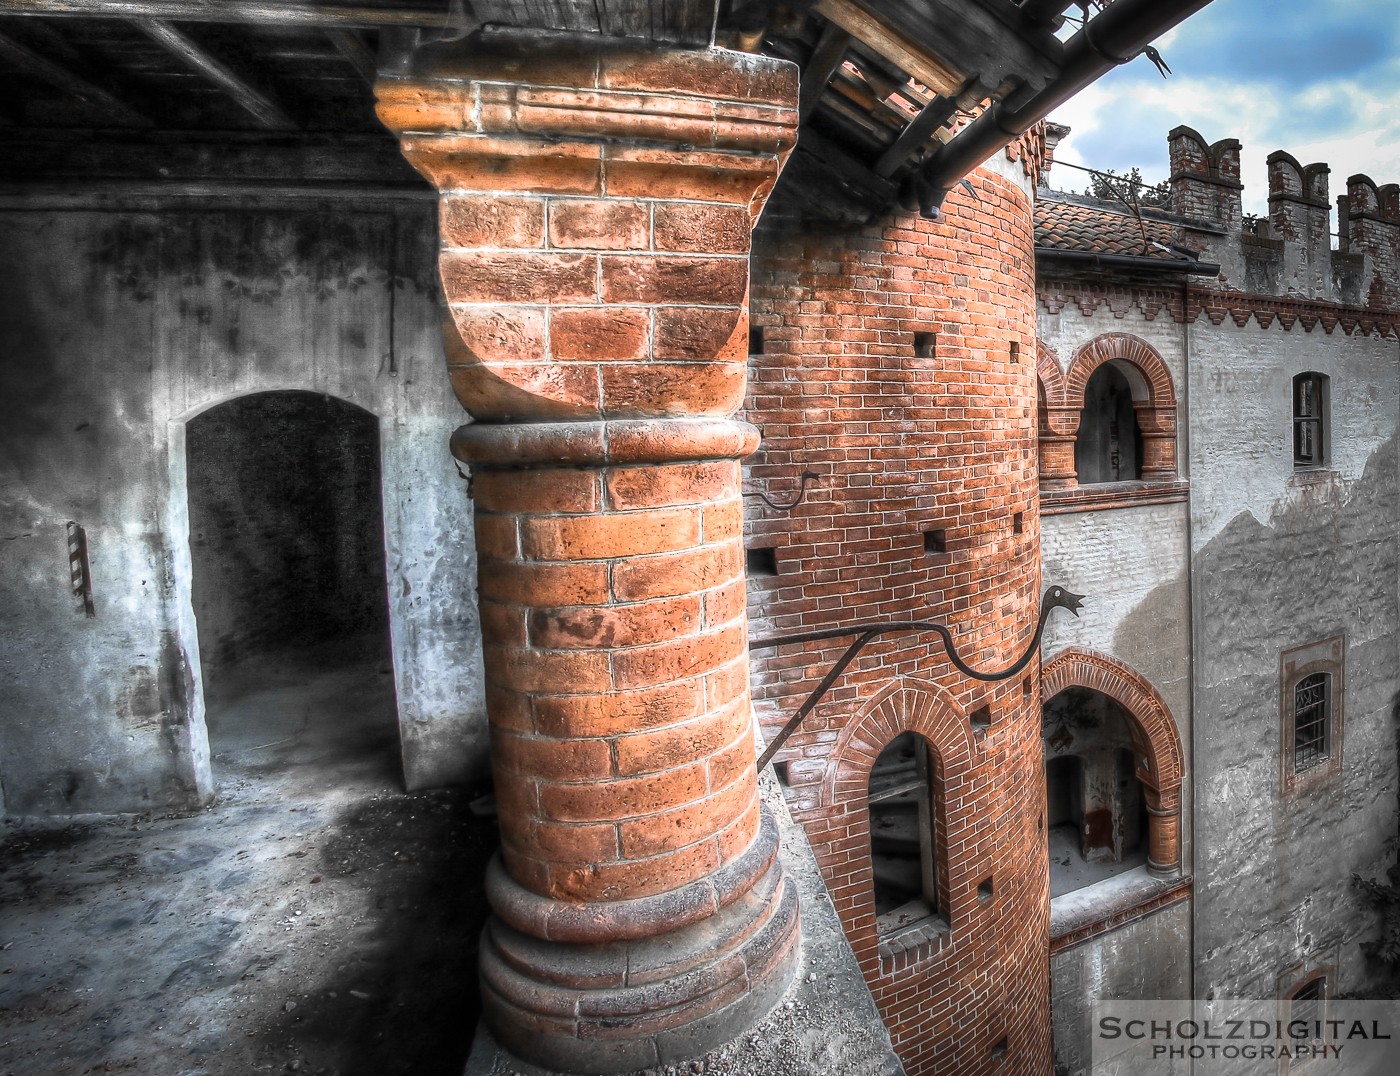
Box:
[1047,823,1147,898]
[0,645,496,1076]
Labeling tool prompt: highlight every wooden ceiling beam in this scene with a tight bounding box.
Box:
[798,20,850,123]
[0,30,155,126]
[814,0,964,98]
[0,1,450,29]
[325,28,377,82]
[134,18,296,129]
[874,94,957,177]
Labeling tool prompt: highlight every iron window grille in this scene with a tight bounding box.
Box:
[1293,673,1330,772]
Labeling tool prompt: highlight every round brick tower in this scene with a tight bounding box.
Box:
[744,147,1051,1076]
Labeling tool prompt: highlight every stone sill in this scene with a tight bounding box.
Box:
[1049,867,1193,955]
[1288,466,1339,486]
[876,910,950,964]
[1040,480,1189,516]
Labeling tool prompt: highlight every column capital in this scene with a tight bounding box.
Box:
[376,37,798,423]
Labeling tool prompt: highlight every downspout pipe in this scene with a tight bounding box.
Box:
[916,0,1215,217]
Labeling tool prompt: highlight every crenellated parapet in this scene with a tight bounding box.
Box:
[1164,130,1400,310]
[1168,125,1242,230]
[1341,174,1400,308]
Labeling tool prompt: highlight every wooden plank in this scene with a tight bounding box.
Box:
[799,20,849,123]
[325,28,376,82]
[868,0,1062,96]
[874,94,957,176]
[814,0,964,97]
[0,1,451,28]
[0,30,154,126]
[135,18,296,129]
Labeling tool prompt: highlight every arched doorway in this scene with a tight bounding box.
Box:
[185,390,400,793]
[1043,688,1149,896]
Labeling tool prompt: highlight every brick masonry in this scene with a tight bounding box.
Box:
[743,155,1050,1076]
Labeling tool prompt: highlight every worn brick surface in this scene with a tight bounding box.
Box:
[743,166,1050,1076]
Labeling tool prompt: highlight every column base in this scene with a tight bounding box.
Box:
[468,776,905,1076]
[479,810,800,1074]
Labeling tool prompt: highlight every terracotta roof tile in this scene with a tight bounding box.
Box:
[1035,196,1185,261]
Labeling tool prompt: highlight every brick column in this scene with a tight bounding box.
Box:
[377,37,800,1074]
[1038,406,1080,489]
[1134,404,1176,481]
[1144,786,1182,877]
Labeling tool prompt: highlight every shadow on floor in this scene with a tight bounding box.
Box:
[0,644,496,1076]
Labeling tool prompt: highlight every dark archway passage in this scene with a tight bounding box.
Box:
[187,390,401,793]
[1043,687,1148,897]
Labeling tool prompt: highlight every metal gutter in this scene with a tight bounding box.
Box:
[1035,247,1221,276]
[916,0,1216,216]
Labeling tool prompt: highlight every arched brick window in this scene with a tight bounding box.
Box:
[821,679,974,966]
[868,732,948,952]
[1039,333,1179,493]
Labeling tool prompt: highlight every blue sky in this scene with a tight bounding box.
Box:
[1048,0,1400,215]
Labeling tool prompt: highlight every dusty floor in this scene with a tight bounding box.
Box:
[0,646,497,1076]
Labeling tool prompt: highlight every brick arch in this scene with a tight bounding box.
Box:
[1064,332,1178,481]
[822,678,974,810]
[1066,332,1176,409]
[819,679,978,947]
[1037,339,1067,408]
[1041,648,1184,875]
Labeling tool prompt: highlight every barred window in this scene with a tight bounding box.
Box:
[1293,372,1327,468]
[1280,637,1344,796]
[1293,673,1330,772]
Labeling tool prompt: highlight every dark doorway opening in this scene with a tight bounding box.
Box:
[187,390,400,794]
[1043,687,1148,897]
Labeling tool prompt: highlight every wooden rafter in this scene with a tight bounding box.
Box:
[325,28,376,83]
[799,20,850,123]
[0,1,451,28]
[134,18,295,129]
[0,30,154,126]
[874,94,958,177]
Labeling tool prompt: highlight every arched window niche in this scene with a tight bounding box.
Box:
[1039,333,1183,509]
[1074,363,1143,484]
[868,731,949,953]
[1043,688,1150,896]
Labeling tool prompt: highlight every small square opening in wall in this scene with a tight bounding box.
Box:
[1023,675,1033,697]
[1009,340,1021,363]
[991,1037,1009,1059]
[1012,512,1024,535]
[746,546,778,577]
[773,760,792,786]
[923,528,947,554]
[913,331,937,358]
[978,877,995,902]
[970,705,992,732]
[749,325,765,355]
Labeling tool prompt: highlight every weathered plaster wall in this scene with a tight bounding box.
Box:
[1188,318,1400,998]
[0,201,488,814]
[1049,904,1192,1076]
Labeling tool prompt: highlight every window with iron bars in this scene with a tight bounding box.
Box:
[1293,673,1330,772]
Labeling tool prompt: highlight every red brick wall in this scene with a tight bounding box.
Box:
[743,166,1050,1076]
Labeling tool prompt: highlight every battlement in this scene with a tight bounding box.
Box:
[1167,130,1400,308]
